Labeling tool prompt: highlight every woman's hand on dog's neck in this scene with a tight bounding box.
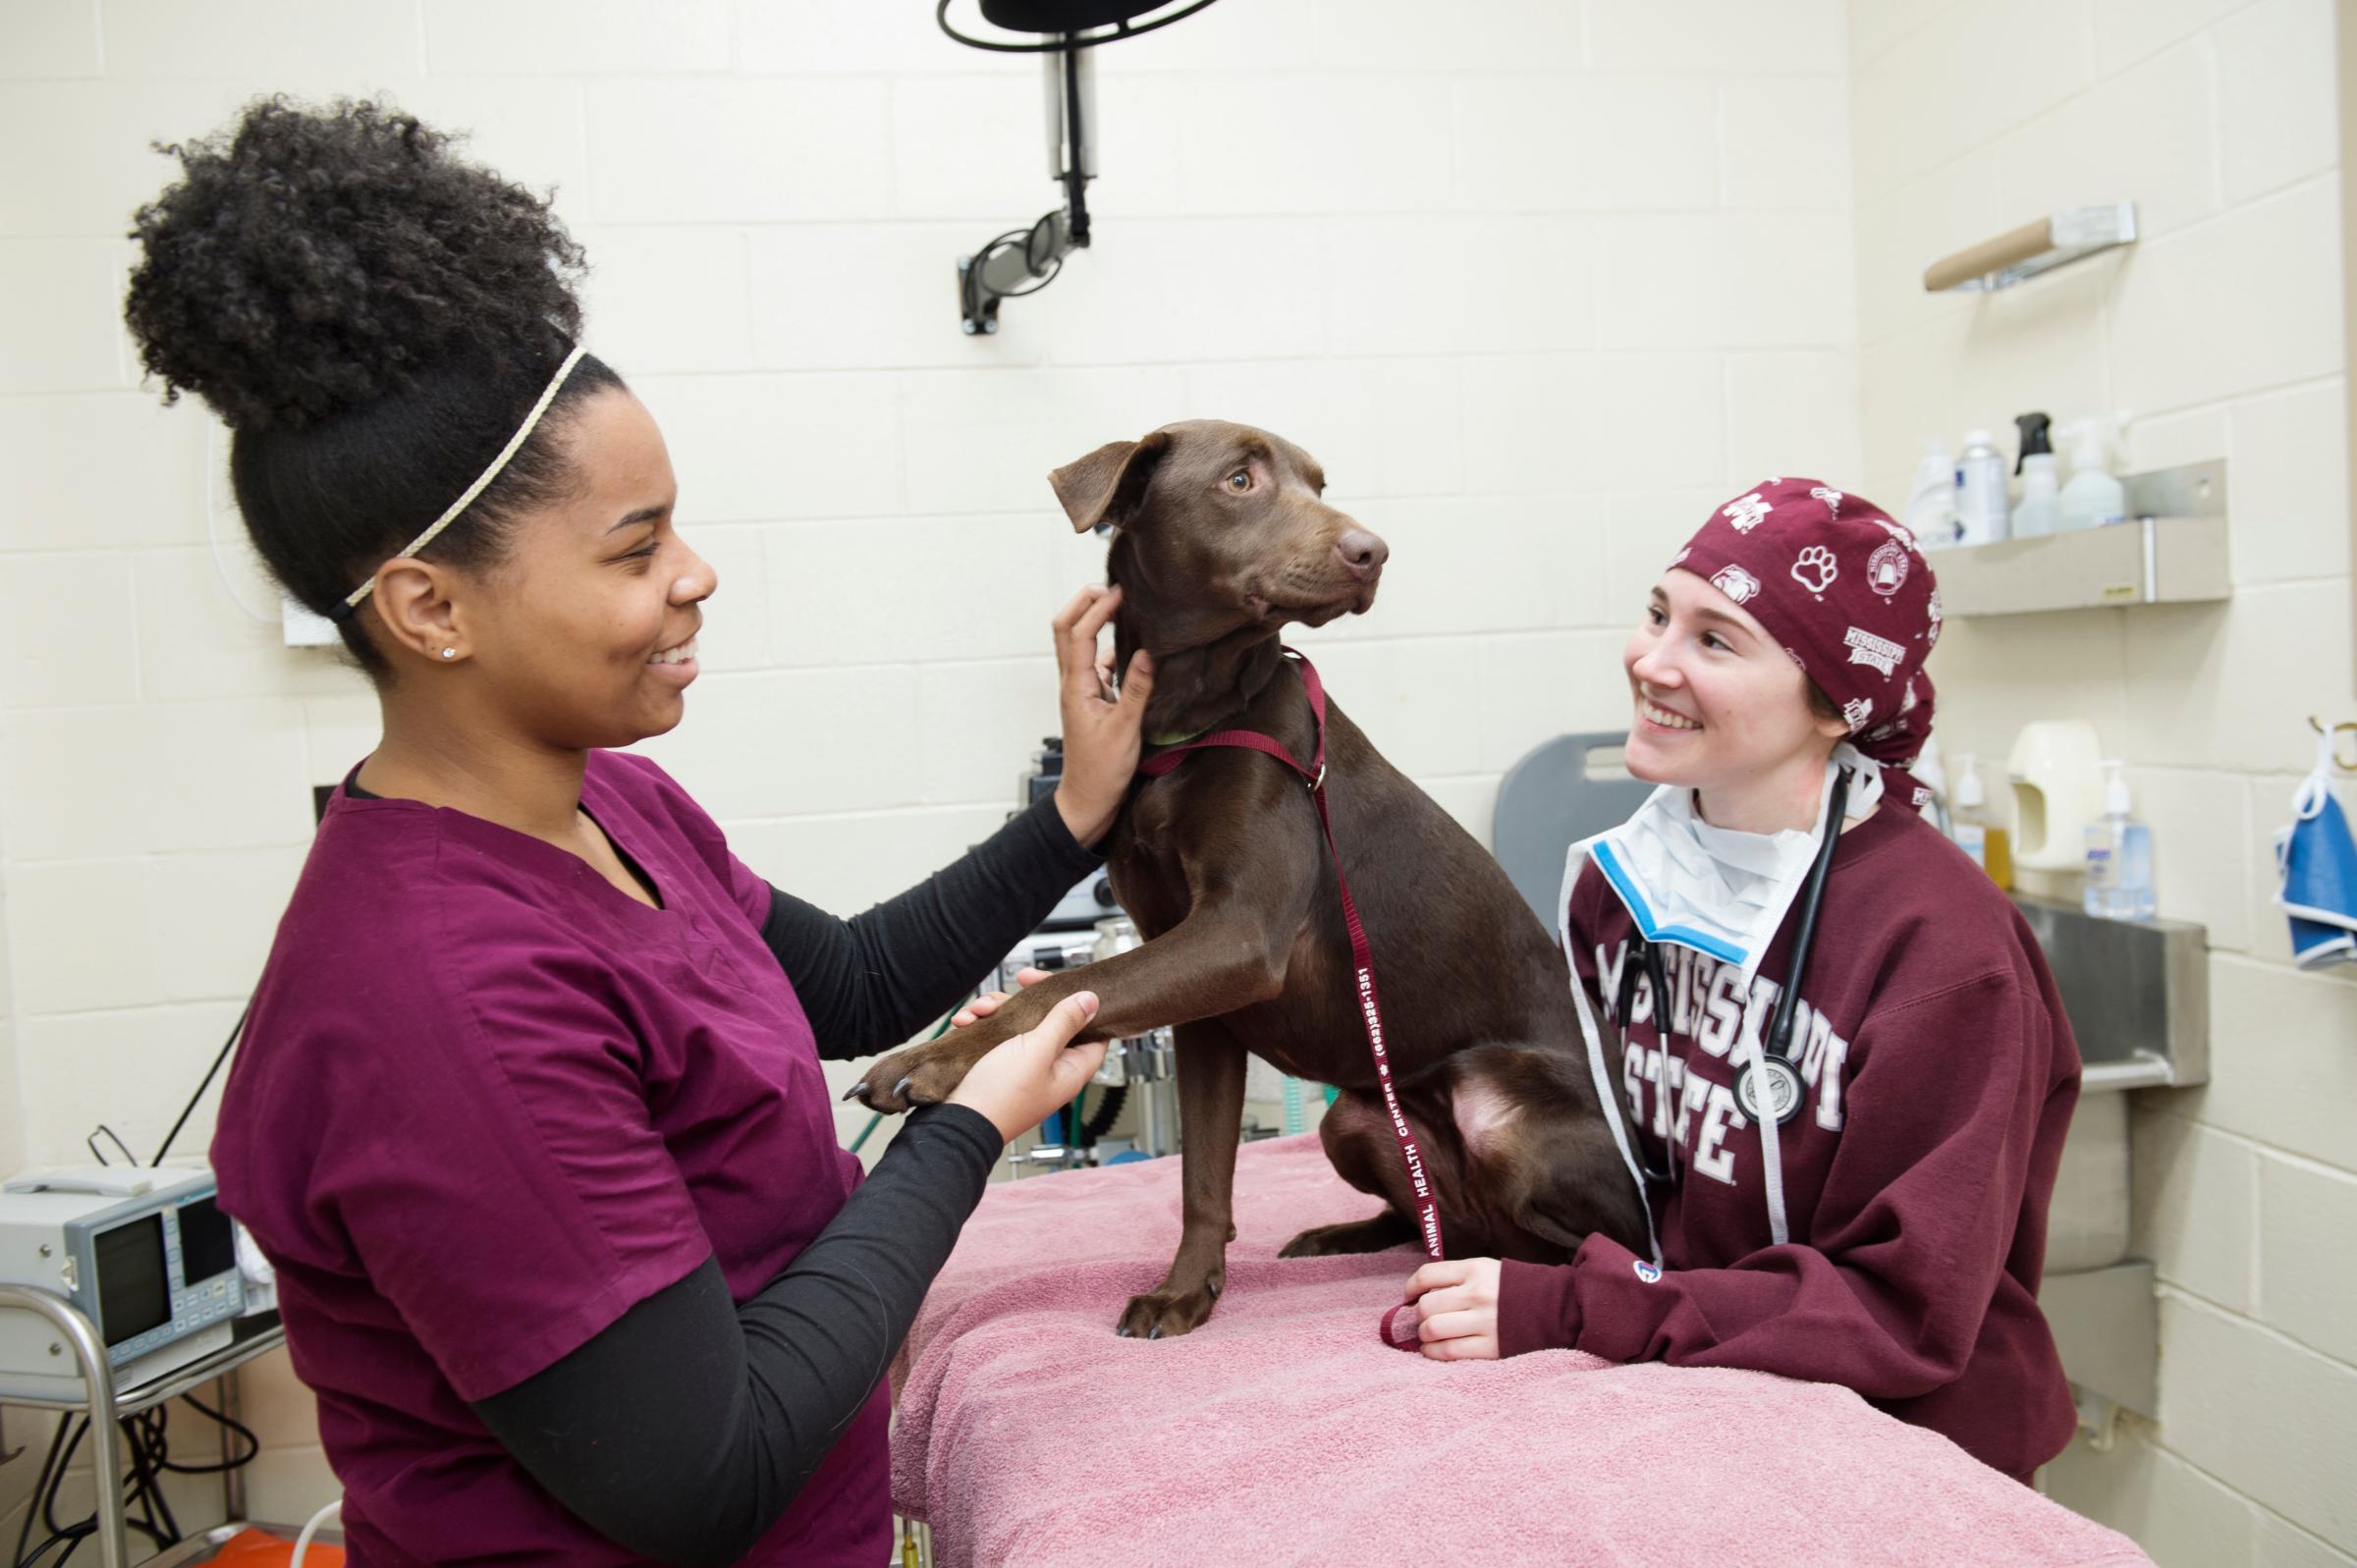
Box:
[1050,584,1156,848]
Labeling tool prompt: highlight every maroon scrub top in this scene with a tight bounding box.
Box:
[213,750,888,1566]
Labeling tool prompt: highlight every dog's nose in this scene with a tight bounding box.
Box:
[1335,529,1389,580]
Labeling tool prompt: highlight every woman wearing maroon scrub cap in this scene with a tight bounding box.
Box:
[128,98,1145,1567]
[1398,480,2082,1486]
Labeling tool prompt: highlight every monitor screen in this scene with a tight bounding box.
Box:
[177,1196,236,1285]
[94,1216,170,1347]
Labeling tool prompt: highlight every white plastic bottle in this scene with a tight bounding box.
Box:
[1947,754,2013,889]
[1905,437,1962,549]
[1954,429,2009,546]
[2012,411,2059,537]
[1950,752,1987,869]
[2082,760,2156,920]
[2058,416,2128,531]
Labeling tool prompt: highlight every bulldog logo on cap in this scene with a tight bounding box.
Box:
[1711,565,1761,604]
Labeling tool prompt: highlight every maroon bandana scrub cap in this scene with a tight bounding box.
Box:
[1668,476,1942,795]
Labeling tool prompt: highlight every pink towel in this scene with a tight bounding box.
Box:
[892,1135,2150,1568]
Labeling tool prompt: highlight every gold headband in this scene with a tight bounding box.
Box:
[329,345,587,622]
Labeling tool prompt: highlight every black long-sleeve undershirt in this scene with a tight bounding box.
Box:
[757,791,1106,1057]
[473,1104,1001,1567]
[468,791,1102,1565]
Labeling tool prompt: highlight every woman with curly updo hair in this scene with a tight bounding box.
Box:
[128,97,1155,1567]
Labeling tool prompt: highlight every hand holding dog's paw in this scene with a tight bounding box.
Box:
[951,967,1048,1028]
[947,991,1108,1144]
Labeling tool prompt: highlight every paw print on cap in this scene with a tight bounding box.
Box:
[1790,544,1838,596]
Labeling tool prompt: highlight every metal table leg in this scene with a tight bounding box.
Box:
[0,1286,130,1568]
[217,1367,247,1525]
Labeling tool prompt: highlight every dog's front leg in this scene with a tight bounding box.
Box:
[846,903,1298,1112]
[1118,1019,1246,1340]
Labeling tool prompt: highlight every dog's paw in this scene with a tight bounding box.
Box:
[844,1042,969,1114]
[1114,1279,1222,1340]
[1277,1213,1415,1259]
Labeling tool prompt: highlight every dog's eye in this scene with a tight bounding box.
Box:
[1225,468,1251,493]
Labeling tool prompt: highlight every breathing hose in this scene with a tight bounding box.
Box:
[1081,1083,1126,1140]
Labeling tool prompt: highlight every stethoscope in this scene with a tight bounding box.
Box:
[1612,767,1853,1185]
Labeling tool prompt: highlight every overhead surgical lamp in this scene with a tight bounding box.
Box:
[937,0,1223,334]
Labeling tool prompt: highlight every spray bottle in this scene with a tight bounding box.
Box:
[2012,411,2059,537]
[2058,414,2128,531]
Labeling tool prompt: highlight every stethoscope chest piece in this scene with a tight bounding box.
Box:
[1733,1054,1806,1127]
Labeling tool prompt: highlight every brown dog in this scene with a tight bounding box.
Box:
[851,420,1646,1338]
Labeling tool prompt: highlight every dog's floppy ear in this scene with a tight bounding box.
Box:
[1049,429,1170,534]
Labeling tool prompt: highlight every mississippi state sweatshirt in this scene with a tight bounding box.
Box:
[1497,800,2081,1484]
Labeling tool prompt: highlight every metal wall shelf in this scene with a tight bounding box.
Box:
[1937,459,2230,617]
[1939,513,2229,616]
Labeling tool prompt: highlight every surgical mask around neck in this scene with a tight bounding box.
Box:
[1584,745,1883,986]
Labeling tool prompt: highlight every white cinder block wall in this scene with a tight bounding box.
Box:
[1848,0,2357,1562]
[0,0,1862,1540]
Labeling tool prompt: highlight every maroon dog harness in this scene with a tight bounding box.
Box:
[1137,649,1446,1265]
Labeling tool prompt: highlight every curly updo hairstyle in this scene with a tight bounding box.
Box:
[124,97,625,676]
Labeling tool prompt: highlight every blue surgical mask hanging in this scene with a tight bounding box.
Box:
[2275,729,2357,971]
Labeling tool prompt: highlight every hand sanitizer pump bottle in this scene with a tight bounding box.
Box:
[2082,760,2156,920]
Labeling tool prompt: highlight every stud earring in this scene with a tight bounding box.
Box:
[441,647,457,659]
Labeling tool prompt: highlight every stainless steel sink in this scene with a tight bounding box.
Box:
[2012,894,2209,1093]
[2011,893,2208,1422]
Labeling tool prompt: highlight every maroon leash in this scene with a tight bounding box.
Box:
[1136,650,1446,1262]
